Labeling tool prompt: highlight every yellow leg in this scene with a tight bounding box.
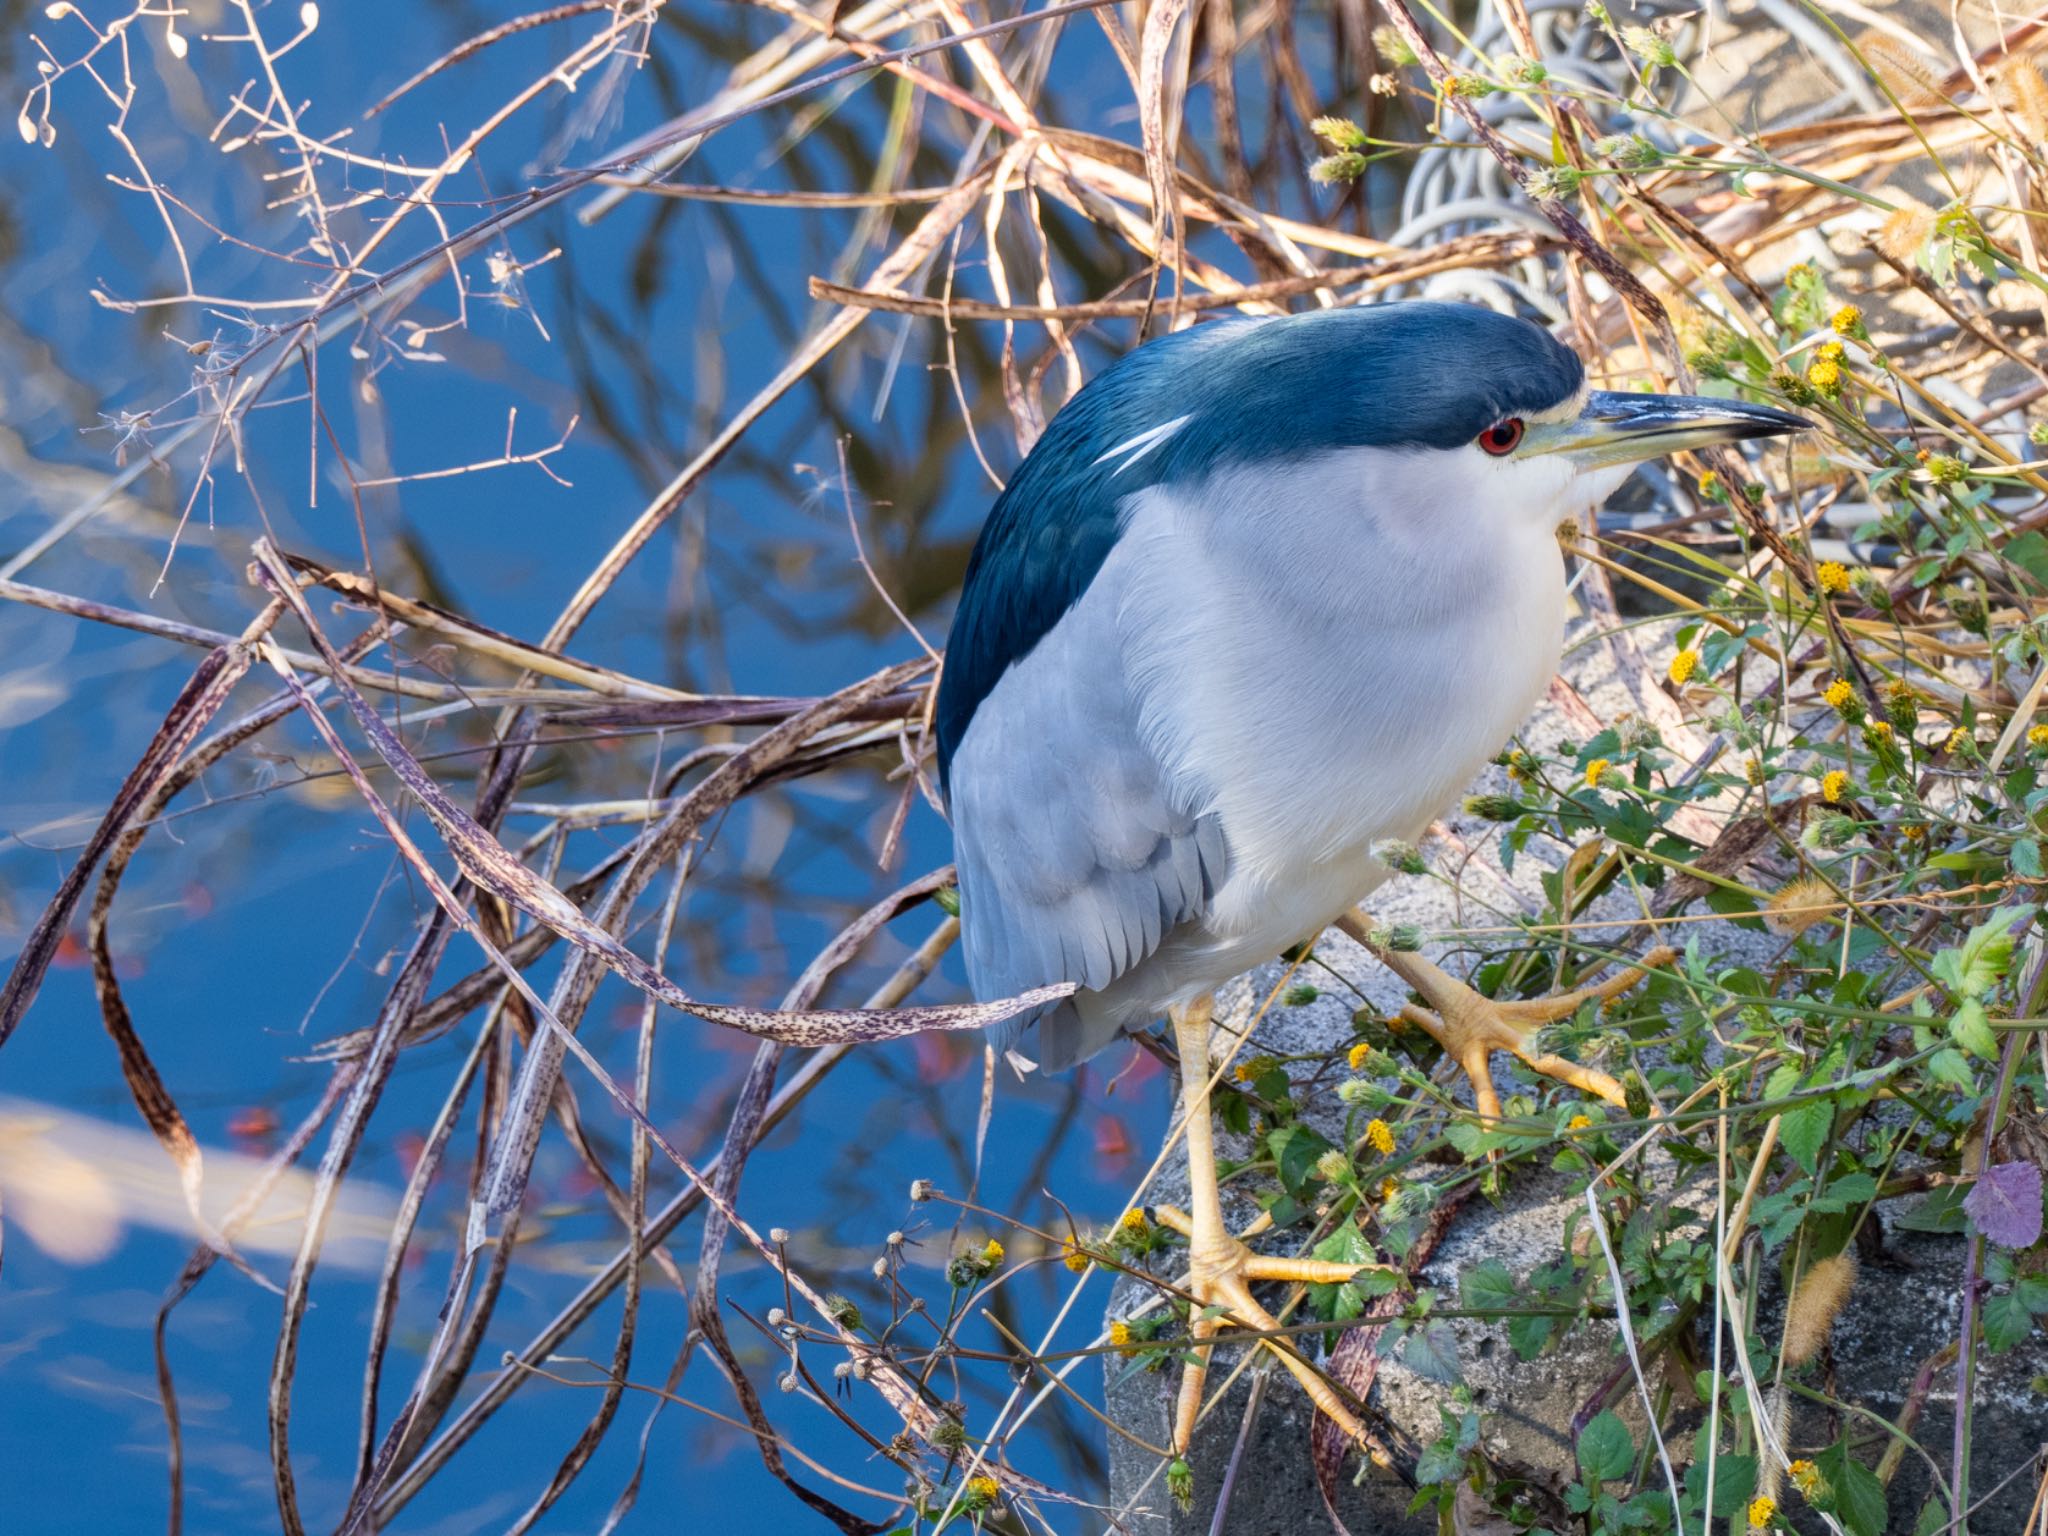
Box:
[1337,910,1674,1123]
[1159,996,1388,1460]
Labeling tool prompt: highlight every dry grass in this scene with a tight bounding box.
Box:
[4,0,2048,1532]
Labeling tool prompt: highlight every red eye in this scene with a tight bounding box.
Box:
[1478,417,1525,456]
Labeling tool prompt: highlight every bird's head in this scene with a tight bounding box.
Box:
[1067,302,1809,546]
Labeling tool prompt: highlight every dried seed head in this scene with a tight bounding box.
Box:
[1463,793,1526,822]
[1370,838,1426,876]
[833,1360,854,1380]
[872,1257,889,1279]
[1764,876,1834,936]
[1878,199,1937,263]
[766,1307,787,1329]
[909,1179,934,1202]
[769,1227,791,1245]
[1614,716,1663,754]
[1782,1249,1858,1365]
[1371,24,1418,67]
[1593,131,1661,170]
[1310,115,1367,150]
[1620,24,1676,68]
[2008,59,2048,141]
[778,1372,799,1394]
[1310,151,1368,185]
[1858,30,1944,106]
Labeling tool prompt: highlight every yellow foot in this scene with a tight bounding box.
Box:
[1148,1205,1389,1458]
[1339,913,1674,1122]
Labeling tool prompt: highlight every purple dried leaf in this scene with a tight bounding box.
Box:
[1965,1160,2044,1249]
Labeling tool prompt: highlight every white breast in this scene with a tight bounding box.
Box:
[1105,448,1567,1004]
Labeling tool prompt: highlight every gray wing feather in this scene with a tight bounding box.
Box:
[947,588,1224,1071]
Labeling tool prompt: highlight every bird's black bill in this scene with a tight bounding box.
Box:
[1538,390,1811,468]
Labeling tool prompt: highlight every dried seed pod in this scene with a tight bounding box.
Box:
[1783,1250,1858,1366]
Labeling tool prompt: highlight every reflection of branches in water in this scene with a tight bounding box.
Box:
[7,0,2047,1529]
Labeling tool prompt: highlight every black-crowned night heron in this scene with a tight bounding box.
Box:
[935,301,1805,1455]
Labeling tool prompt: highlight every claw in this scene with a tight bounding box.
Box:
[1162,998,1391,1461]
[1342,911,1672,1123]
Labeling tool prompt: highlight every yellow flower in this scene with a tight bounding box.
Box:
[1867,720,1893,740]
[1788,1458,1822,1497]
[1831,303,1863,335]
[1378,1177,1400,1202]
[1366,1118,1396,1156]
[1567,1114,1594,1132]
[1823,678,1855,712]
[1748,1494,1777,1529]
[1347,1040,1372,1071]
[1816,340,1845,362]
[1697,470,1720,496]
[1584,757,1612,789]
[981,1238,1005,1266]
[1945,726,1970,755]
[1109,1319,1133,1347]
[1062,1241,1092,1273]
[965,1475,1002,1510]
[1816,561,1851,594]
[1668,649,1699,685]
[1807,355,1841,393]
[1119,1208,1148,1234]
[1745,756,1765,786]
[1822,769,1849,803]
[1900,822,1925,842]
[2030,723,2048,750]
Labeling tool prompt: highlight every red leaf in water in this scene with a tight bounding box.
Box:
[227,1106,279,1141]
[1966,1160,2045,1249]
[53,931,87,968]
[914,1029,964,1083]
[395,1131,429,1180]
[1094,1113,1131,1168]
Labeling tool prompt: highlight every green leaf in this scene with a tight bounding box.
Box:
[1952,997,1998,1060]
[1310,1223,1377,1323]
[1684,1453,1756,1517]
[1894,1184,1970,1234]
[1931,905,2030,1000]
[2015,1274,2048,1314]
[1779,1099,1833,1175]
[1398,1321,1461,1384]
[1824,1172,1879,1205]
[1508,1311,1554,1360]
[1982,1288,2035,1352]
[1461,1258,1518,1313]
[1269,1124,1333,1198]
[2005,531,2048,592]
[1577,1410,1635,1483]
[1817,1443,1888,1536]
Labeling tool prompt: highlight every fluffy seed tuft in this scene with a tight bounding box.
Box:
[1782,1249,1858,1365]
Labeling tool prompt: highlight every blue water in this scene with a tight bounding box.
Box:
[0,4,1285,1528]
